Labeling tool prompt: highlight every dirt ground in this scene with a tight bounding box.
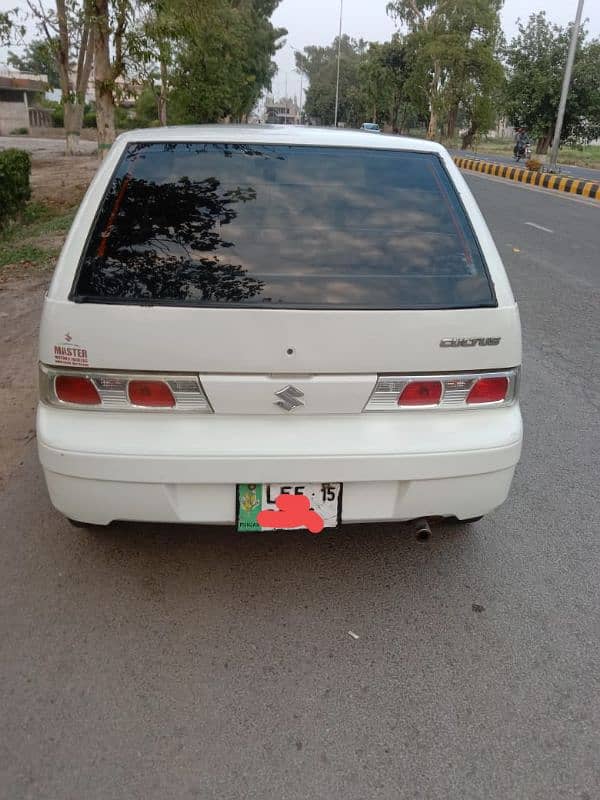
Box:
[0,155,98,489]
[31,155,98,208]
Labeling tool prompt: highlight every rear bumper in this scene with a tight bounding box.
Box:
[37,404,523,525]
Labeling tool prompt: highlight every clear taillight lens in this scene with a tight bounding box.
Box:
[40,365,213,413]
[365,370,518,411]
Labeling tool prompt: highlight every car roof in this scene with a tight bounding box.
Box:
[115,124,446,154]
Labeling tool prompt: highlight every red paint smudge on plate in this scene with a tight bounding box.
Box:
[257,494,325,534]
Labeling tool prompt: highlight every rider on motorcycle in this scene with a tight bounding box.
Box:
[514,128,530,160]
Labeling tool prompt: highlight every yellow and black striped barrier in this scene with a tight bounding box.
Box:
[453,156,599,201]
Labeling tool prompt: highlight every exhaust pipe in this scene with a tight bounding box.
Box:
[413,518,432,541]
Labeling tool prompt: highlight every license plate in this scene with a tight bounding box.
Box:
[236,483,342,532]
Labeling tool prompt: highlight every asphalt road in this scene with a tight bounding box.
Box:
[453,147,600,183]
[1,174,599,800]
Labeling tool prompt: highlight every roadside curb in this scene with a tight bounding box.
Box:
[453,156,600,201]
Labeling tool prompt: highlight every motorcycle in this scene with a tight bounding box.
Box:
[514,141,531,162]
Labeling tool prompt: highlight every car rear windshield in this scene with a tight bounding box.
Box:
[71,142,496,309]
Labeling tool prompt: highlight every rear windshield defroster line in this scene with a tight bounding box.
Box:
[70,142,497,310]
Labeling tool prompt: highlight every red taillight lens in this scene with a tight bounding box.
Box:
[55,375,101,405]
[398,381,443,406]
[128,380,175,408]
[467,376,509,404]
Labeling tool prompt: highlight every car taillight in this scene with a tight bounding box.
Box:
[128,380,175,408]
[40,366,213,413]
[365,370,518,411]
[55,375,101,405]
[398,381,442,406]
[466,376,509,404]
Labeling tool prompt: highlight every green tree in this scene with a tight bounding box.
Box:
[380,36,414,132]
[442,0,503,141]
[387,0,504,141]
[132,84,161,126]
[7,38,61,88]
[358,35,413,132]
[504,13,600,153]
[27,0,95,155]
[386,0,450,138]
[125,0,176,125]
[359,42,393,126]
[167,0,286,124]
[1,11,12,44]
[295,35,368,127]
[93,0,137,155]
[1,8,25,46]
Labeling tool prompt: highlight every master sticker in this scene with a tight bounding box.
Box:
[53,335,89,367]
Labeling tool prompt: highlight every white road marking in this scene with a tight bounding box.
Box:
[524,221,554,233]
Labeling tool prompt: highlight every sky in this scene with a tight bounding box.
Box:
[2,0,600,104]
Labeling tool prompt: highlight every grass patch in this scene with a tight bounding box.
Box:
[0,242,50,265]
[20,201,76,234]
[556,145,600,169]
[455,137,600,170]
[0,201,76,278]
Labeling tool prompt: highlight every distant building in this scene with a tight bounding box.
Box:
[490,118,514,139]
[264,99,301,125]
[70,70,142,107]
[0,69,51,134]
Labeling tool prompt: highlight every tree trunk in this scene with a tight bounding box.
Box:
[398,104,408,135]
[461,121,479,150]
[390,90,401,134]
[536,132,552,155]
[93,0,116,159]
[35,0,94,156]
[157,93,167,126]
[158,58,168,126]
[427,108,438,140]
[63,101,84,156]
[446,104,458,140]
[55,0,75,156]
[426,59,441,140]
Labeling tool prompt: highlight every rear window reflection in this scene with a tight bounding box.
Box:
[71,142,495,309]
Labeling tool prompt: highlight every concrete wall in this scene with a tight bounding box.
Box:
[0,101,29,135]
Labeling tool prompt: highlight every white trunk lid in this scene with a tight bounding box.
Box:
[40,302,521,414]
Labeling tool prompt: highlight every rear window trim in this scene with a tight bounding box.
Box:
[68,141,498,311]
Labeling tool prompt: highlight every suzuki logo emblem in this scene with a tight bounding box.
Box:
[274,385,304,412]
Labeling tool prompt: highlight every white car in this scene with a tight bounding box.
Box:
[37,125,522,531]
[360,122,381,133]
